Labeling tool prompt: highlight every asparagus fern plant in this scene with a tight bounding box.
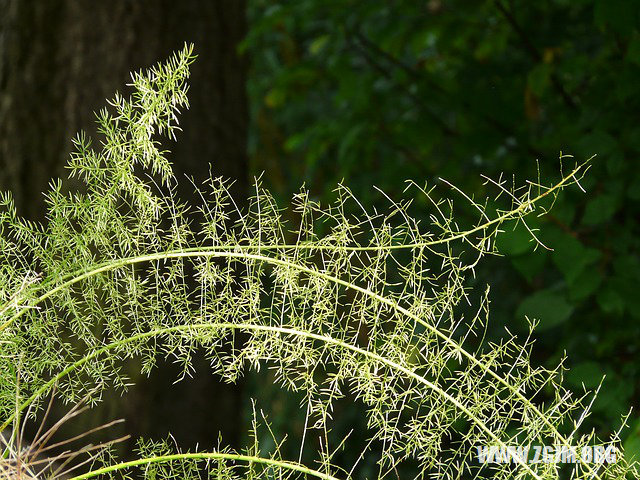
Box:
[0,44,636,480]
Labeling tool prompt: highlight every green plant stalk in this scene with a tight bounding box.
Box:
[67,451,340,480]
[4,321,549,479]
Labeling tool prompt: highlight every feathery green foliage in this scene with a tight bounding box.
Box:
[0,44,636,480]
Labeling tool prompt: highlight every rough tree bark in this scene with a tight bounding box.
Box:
[0,0,248,453]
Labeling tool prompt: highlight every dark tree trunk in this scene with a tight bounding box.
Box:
[1,0,248,217]
[0,0,248,452]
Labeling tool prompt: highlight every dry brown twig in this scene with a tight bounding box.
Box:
[0,381,128,480]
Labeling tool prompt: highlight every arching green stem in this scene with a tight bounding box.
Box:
[2,322,543,479]
[67,451,340,480]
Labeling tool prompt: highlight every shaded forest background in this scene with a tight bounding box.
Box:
[1,0,639,472]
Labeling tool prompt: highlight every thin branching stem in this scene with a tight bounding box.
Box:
[0,160,587,331]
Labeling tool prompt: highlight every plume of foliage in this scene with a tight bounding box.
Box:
[0,44,636,480]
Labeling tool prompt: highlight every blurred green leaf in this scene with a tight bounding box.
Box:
[567,364,633,421]
[576,131,618,158]
[593,374,634,421]
[284,132,307,152]
[516,289,574,331]
[594,0,638,36]
[566,361,604,389]
[512,250,548,283]
[596,286,625,315]
[568,267,602,301]
[627,177,640,200]
[265,88,286,108]
[338,124,365,163]
[551,234,601,284]
[626,34,640,65]
[624,417,640,463]
[582,194,618,225]
[309,35,329,55]
[496,221,535,256]
[527,63,551,97]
